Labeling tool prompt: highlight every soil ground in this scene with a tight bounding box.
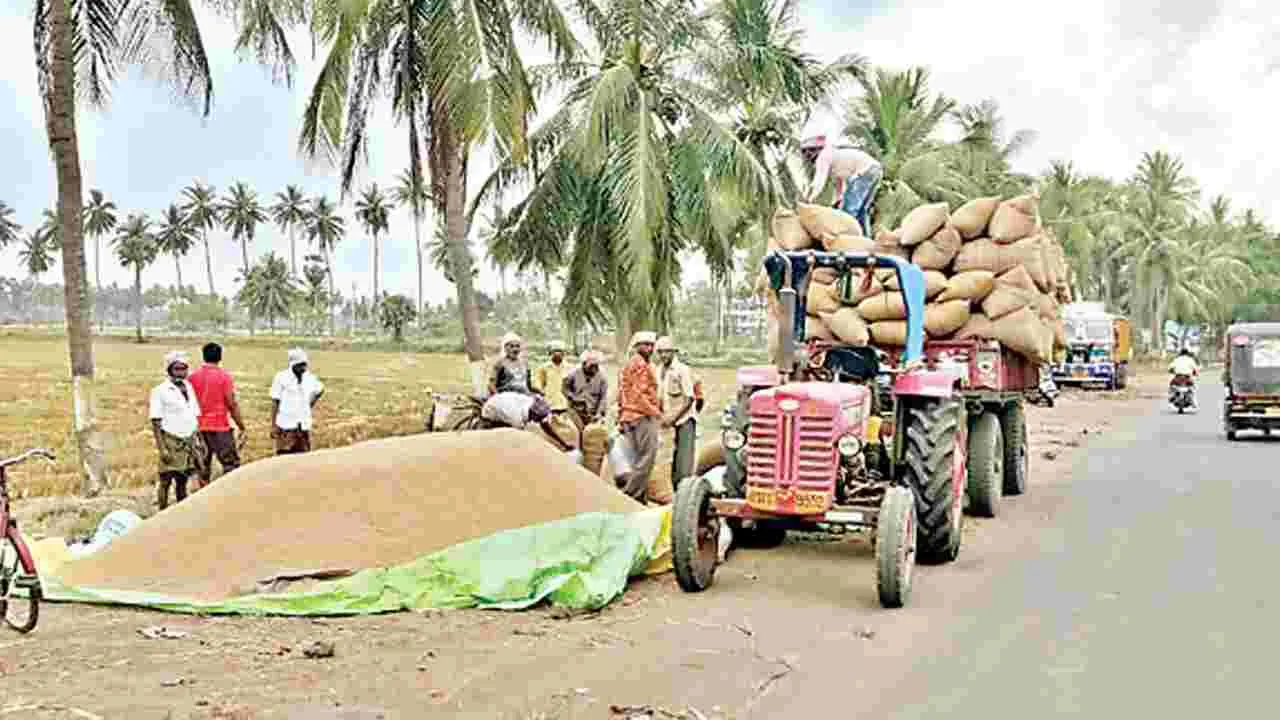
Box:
[1,377,1161,719]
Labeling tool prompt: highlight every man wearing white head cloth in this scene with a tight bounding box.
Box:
[563,350,608,430]
[270,348,325,455]
[149,350,203,508]
[488,332,533,396]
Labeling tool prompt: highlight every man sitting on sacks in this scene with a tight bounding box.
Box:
[800,133,882,237]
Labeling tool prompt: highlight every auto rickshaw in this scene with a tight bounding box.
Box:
[1222,323,1280,440]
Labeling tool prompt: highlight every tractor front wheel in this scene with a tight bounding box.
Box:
[876,486,916,608]
[672,477,721,592]
[902,398,963,564]
[966,411,1003,518]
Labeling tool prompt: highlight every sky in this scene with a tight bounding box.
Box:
[2,0,1279,305]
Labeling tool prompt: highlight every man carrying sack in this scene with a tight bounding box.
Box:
[655,336,698,494]
[565,350,609,474]
[616,331,662,503]
[149,351,205,509]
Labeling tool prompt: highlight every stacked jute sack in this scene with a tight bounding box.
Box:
[757,197,1071,364]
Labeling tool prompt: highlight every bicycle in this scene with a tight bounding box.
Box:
[1,448,54,633]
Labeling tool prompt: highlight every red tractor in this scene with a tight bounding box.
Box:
[672,250,971,607]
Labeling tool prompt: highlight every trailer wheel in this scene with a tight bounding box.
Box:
[876,486,916,608]
[672,477,720,592]
[1000,400,1028,496]
[902,398,963,564]
[966,411,1003,518]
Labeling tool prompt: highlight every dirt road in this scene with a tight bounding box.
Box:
[4,379,1217,719]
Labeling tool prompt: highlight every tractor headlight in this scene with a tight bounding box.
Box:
[837,434,862,457]
[722,428,747,451]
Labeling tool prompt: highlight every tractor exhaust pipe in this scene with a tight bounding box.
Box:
[778,256,797,376]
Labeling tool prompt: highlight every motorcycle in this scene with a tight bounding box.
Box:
[1026,366,1060,408]
[1169,374,1195,413]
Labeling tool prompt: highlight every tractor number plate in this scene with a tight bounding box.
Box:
[747,487,830,514]
[1073,369,1087,378]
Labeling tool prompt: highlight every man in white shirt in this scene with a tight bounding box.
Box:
[149,351,203,509]
[801,135,883,236]
[656,336,698,494]
[271,348,325,455]
[1169,347,1200,409]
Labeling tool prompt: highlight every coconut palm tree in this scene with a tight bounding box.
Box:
[154,204,198,293]
[38,209,63,251]
[113,215,159,343]
[305,196,345,334]
[354,183,392,303]
[270,184,309,277]
[82,189,118,329]
[843,66,961,229]
[181,181,220,296]
[392,169,430,321]
[33,0,293,494]
[0,201,20,249]
[218,182,267,281]
[18,230,55,282]
[236,252,298,333]
[293,0,583,364]
[475,0,775,348]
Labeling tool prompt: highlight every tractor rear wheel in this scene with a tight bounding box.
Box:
[876,486,916,608]
[672,477,720,592]
[1000,400,1028,496]
[966,411,1003,518]
[902,398,963,564]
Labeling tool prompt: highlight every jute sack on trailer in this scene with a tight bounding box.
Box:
[821,308,871,346]
[773,208,810,250]
[953,237,1049,291]
[912,224,963,270]
[899,202,950,246]
[869,320,908,347]
[936,271,995,303]
[989,195,1039,244]
[924,300,972,337]
[950,197,1000,240]
[798,203,862,239]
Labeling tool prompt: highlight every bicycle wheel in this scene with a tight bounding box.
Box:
[1,533,40,634]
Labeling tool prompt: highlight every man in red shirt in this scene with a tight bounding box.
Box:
[188,342,246,488]
[617,331,661,502]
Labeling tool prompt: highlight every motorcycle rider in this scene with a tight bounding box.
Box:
[1168,347,1200,409]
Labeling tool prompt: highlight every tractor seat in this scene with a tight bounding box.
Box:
[818,344,880,382]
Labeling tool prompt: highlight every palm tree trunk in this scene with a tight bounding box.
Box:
[94,232,102,331]
[134,266,143,343]
[372,231,380,305]
[45,0,108,495]
[203,230,216,296]
[327,248,336,335]
[173,254,184,294]
[439,140,483,362]
[290,227,297,277]
[414,213,424,327]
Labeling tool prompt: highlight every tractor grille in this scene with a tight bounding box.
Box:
[745,410,837,491]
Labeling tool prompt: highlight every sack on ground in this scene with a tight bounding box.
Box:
[925,300,972,337]
[823,232,876,253]
[989,195,1039,243]
[899,202,950,246]
[870,320,908,346]
[912,224,963,270]
[951,197,1000,239]
[648,430,676,505]
[981,286,1034,320]
[532,412,581,451]
[581,423,609,475]
[953,237,1049,290]
[773,208,810,250]
[798,203,861,238]
[858,293,908,322]
[937,271,995,302]
[821,308,871,345]
[806,314,835,341]
[956,312,995,340]
[807,280,842,315]
[481,392,536,427]
[696,439,725,475]
[990,306,1049,361]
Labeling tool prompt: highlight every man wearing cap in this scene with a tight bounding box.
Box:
[617,332,661,502]
[563,350,608,431]
[532,341,570,413]
[271,348,325,455]
[801,135,882,236]
[656,337,697,492]
[149,351,204,509]
[489,332,533,396]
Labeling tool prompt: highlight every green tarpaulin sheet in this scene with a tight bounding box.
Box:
[42,508,671,616]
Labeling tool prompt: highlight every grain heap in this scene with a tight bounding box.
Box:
[758,197,1070,364]
[56,430,642,602]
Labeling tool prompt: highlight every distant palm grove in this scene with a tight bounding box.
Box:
[8,0,1280,493]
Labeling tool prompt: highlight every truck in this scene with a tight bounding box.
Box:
[671,249,1037,608]
[1052,302,1131,390]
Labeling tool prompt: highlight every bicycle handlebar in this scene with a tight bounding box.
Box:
[0,449,56,469]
